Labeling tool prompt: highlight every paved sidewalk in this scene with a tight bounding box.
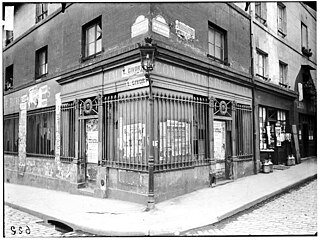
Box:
[4,157,317,236]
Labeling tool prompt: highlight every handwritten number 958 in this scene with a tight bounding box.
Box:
[10,226,30,235]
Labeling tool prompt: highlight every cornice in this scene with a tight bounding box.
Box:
[254,78,298,99]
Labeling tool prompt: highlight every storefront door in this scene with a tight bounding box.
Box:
[213,120,230,180]
[85,118,98,190]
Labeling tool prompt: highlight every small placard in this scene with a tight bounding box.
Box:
[175,20,195,40]
[126,74,149,89]
[122,62,143,78]
[131,15,149,38]
[152,15,170,38]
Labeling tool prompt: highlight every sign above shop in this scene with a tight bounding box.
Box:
[122,62,143,78]
[175,20,195,40]
[131,15,149,38]
[152,15,170,38]
[126,74,149,89]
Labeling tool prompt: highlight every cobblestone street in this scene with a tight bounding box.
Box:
[184,179,317,236]
[4,206,95,238]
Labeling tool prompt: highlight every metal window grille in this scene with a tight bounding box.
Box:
[60,101,76,162]
[235,104,253,159]
[26,106,55,157]
[102,92,149,172]
[4,113,19,154]
[154,94,209,172]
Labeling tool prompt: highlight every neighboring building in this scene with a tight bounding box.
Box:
[235,2,317,165]
[3,3,254,206]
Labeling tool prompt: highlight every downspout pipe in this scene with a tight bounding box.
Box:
[249,7,258,174]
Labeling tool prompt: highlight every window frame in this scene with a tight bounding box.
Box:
[82,16,103,60]
[35,3,48,23]
[207,23,228,65]
[277,2,287,36]
[255,2,267,25]
[4,113,19,154]
[301,22,308,50]
[5,64,14,91]
[256,49,268,80]
[35,45,48,79]
[279,61,288,87]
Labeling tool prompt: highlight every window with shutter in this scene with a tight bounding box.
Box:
[35,46,48,79]
[208,22,228,65]
[277,3,287,36]
[82,16,102,59]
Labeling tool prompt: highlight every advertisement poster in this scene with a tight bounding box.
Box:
[86,119,99,164]
[275,126,282,146]
[159,120,191,160]
[122,123,145,158]
[213,121,226,160]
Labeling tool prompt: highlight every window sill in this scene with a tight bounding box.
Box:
[207,54,230,66]
[277,29,286,38]
[279,82,289,88]
[256,74,269,81]
[81,50,103,62]
[35,74,48,81]
[255,15,267,26]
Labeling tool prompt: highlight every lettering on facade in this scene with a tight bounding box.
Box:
[175,20,195,41]
[131,15,149,38]
[126,74,149,89]
[122,62,143,78]
[152,15,170,38]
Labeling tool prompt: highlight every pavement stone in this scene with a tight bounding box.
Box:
[184,179,317,236]
[4,157,317,236]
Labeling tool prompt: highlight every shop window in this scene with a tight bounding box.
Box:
[256,49,268,80]
[208,23,228,64]
[279,61,288,87]
[259,106,289,150]
[35,46,48,79]
[82,16,102,59]
[255,2,267,25]
[5,64,13,91]
[36,3,48,23]
[4,114,19,154]
[277,3,287,36]
[26,107,55,157]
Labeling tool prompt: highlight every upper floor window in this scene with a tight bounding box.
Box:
[279,61,288,87]
[256,50,268,80]
[255,2,267,25]
[5,64,13,91]
[277,3,287,36]
[208,23,227,64]
[35,46,48,79]
[83,17,102,59]
[36,3,48,23]
[301,22,312,57]
[5,30,13,46]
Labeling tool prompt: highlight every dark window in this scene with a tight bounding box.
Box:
[83,17,102,58]
[35,46,48,79]
[255,2,267,25]
[208,23,227,64]
[5,30,13,45]
[4,114,19,154]
[26,107,55,157]
[277,3,287,36]
[36,3,48,23]
[5,64,13,91]
[279,61,288,87]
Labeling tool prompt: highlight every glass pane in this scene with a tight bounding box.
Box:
[87,26,95,43]
[302,25,307,47]
[215,31,221,47]
[87,42,95,56]
[96,39,102,53]
[215,46,221,59]
[208,43,214,55]
[208,30,213,44]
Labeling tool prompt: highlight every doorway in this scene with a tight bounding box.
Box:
[84,118,99,190]
[213,120,232,180]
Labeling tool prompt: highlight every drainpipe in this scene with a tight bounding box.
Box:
[249,7,258,174]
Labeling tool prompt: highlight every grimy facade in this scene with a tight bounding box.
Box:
[3,3,316,205]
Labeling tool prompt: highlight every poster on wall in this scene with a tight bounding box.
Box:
[86,119,99,164]
[159,120,191,160]
[122,123,145,158]
[275,126,282,146]
[213,121,226,160]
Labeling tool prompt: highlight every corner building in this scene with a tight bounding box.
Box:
[3,3,253,205]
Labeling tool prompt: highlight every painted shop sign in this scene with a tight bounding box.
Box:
[159,120,191,160]
[126,74,149,89]
[131,15,149,38]
[122,62,143,78]
[152,15,170,38]
[4,79,60,115]
[154,62,251,97]
[175,20,195,40]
